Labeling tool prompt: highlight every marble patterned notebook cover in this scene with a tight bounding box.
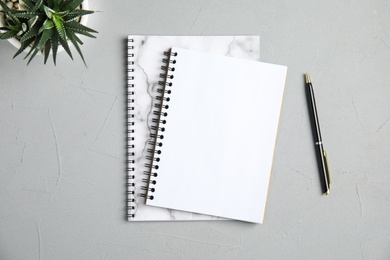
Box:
[127,36,260,221]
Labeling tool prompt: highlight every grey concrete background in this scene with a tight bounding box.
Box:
[1,0,390,259]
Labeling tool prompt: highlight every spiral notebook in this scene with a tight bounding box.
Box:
[126,36,261,221]
[144,47,287,223]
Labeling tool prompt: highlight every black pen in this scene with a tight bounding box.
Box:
[305,73,331,195]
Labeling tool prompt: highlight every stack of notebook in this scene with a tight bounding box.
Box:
[126,36,287,223]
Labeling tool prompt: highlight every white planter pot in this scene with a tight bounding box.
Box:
[0,0,89,53]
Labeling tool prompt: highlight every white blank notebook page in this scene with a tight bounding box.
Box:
[146,47,287,223]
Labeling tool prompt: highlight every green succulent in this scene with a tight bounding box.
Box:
[0,0,97,65]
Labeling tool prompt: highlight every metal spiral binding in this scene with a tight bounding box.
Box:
[143,49,178,201]
[126,38,136,220]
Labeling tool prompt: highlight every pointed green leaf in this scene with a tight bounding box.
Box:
[60,0,75,9]
[57,10,70,16]
[63,9,93,22]
[24,34,41,60]
[13,37,35,59]
[0,1,10,12]
[10,14,20,25]
[20,0,35,9]
[4,18,16,27]
[27,15,39,29]
[44,40,51,64]
[0,30,18,40]
[27,49,40,65]
[65,20,97,33]
[6,25,22,31]
[0,2,20,24]
[31,0,43,12]
[44,5,55,19]
[0,4,16,11]
[39,19,54,33]
[66,26,96,38]
[51,31,59,65]
[12,12,38,19]
[66,28,86,66]
[73,32,83,45]
[20,25,39,42]
[36,28,53,50]
[63,0,83,11]
[52,14,66,40]
[58,34,73,60]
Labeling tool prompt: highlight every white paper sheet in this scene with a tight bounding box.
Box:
[146,47,287,223]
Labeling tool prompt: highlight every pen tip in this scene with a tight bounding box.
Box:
[305,73,311,84]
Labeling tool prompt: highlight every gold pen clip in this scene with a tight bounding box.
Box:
[324,150,331,195]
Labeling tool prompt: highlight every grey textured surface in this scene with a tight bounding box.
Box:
[1,0,390,259]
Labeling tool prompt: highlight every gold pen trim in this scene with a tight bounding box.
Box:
[323,150,331,195]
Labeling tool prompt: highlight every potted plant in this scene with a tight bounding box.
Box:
[0,0,97,65]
